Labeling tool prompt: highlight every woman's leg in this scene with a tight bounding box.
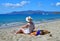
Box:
[16,29,24,34]
[30,32,36,36]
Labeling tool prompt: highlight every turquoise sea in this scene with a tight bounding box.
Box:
[0,13,60,28]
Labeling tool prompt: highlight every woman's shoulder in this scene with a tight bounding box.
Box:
[27,22,34,26]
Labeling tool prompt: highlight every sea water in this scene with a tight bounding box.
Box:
[0,13,60,28]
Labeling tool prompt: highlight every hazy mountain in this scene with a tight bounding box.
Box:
[6,10,60,14]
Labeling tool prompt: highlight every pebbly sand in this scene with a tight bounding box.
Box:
[0,20,60,41]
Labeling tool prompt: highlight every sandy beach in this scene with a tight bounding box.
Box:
[0,20,60,41]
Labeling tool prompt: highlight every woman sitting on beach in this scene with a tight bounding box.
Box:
[16,16,35,34]
[16,16,51,36]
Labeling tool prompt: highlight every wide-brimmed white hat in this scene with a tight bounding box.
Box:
[26,16,32,22]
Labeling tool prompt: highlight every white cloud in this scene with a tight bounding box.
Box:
[2,1,30,8]
[56,2,60,6]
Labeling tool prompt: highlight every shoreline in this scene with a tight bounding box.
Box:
[0,19,60,29]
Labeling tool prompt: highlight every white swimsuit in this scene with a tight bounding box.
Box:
[20,22,35,34]
[23,28,30,34]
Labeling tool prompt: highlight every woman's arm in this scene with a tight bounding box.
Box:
[21,24,29,28]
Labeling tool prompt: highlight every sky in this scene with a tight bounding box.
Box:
[0,0,60,14]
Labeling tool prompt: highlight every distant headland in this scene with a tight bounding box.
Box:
[3,10,60,14]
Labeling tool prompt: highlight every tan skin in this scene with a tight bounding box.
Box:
[16,24,29,34]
